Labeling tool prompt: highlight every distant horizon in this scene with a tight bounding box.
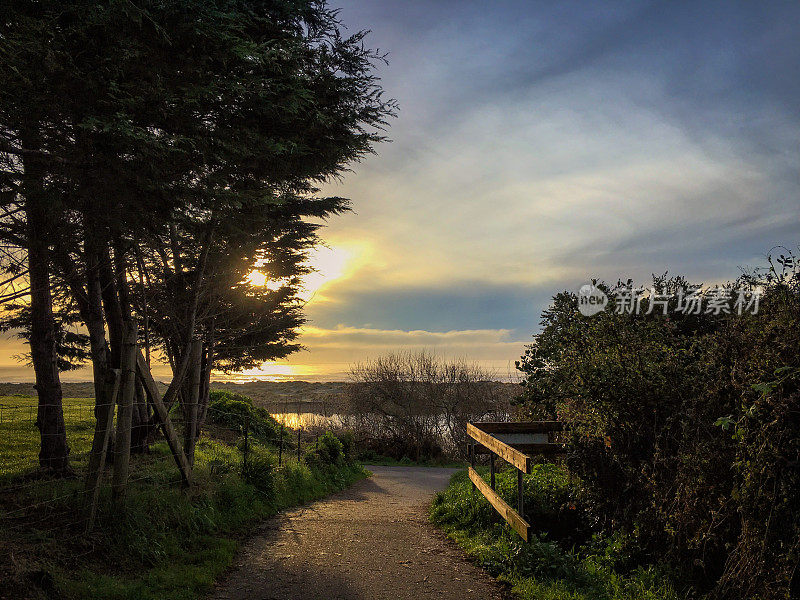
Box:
[0,359,522,385]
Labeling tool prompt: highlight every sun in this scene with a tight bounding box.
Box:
[244,270,281,289]
[245,241,368,302]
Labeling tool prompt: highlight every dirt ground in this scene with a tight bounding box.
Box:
[210,465,508,600]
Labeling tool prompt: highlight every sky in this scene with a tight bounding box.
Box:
[2,0,799,382]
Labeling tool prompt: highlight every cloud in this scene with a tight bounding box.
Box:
[290,0,800,378]
[286,325,528,376]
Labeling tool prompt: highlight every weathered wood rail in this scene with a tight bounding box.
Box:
[466,421,566,541]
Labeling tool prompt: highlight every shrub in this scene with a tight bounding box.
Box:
[304,431,346,468]
[431,469,683,600]
[516,264,800,598]
[337,430,355,461]
[431,465,588,544]
[206,390,282,444]
[241,445,276,500]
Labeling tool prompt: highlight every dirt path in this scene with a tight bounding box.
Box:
[210,466,506,600]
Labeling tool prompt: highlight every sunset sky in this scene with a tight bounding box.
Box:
[3,0,800,382]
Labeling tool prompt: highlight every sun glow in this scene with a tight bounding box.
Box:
[244,270,283,289]
[245,241,369,302]
[226,361,315,382]
[300,244,354,300]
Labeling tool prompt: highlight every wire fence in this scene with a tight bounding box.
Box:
[0,396,322,541]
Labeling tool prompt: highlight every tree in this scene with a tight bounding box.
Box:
[0,0,395,471]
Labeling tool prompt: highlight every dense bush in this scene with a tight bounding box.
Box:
[516,260,800,599]
[304,431,348,468]
[206,390,283,443]
[241,445,276,500]
[432,463,588,545]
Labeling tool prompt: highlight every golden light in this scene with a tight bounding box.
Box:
[244,270,284,290]
[231,361,314,382]
[300,245,354,301]
[244,241,369,302]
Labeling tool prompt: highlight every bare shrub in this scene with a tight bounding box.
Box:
[345,350,512,460]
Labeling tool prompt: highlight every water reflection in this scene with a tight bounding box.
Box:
[270,411,347,430]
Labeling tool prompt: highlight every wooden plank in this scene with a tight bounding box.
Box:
[474,442,567,456]
[136,350,192,486]
[475,421,565,434]
[495,432,549,445]
[513,443,567,455]
[468,466,530,541]
[467,422,531,473]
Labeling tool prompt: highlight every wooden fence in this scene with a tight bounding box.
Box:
[466,421,565,541]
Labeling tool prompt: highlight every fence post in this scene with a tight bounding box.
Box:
[242,415,250,477]
[112,320,138,503]
[470,439,476,492]
[517,468,524,518]
[84,368,121,531]
[184,339,202,468]
[278,422,284,467]
[136,350,192,486]
[490,453,496,490]
[297,421,301,463]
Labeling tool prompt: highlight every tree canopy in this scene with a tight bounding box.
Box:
[0,0,395,470]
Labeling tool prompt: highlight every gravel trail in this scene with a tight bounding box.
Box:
[210,465,506,600]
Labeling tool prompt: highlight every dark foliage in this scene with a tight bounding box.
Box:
[206,390,283,443]
[516,253,800,599]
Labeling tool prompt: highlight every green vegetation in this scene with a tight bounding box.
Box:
[358,452,465,469]
[0,394,365,600]
[205,390,285,444]
[511,262,800,599]
[431,468,685,600]
[0,397,97,481]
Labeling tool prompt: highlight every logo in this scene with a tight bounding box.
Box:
[578,283,608,316]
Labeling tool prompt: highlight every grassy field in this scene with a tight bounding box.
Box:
[430,467,687,600]
[0,394,366,600]
[0,396,100,481]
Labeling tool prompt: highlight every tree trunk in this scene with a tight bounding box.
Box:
[22,128,69,473]
[98,244,124,369]
[82,217,111,406]
[196,335,214,436]
[112,321,138,501]
[131,380,150,453]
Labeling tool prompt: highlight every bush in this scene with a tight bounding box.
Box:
[516,264,800,598]
[431,469,683,600]
[206,390,283,444]
[241,445,275,500]
[431,465,588,544]
[337,430,355,461]
[304,431,346,468]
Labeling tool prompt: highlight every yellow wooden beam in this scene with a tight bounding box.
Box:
[468,466,530,542]
[467,422,531,473]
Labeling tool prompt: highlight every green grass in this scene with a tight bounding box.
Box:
[430,468,687,600]
[0,396,98,480]
[0,395,367,600]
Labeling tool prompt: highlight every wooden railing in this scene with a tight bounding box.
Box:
[466,421,566,542]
